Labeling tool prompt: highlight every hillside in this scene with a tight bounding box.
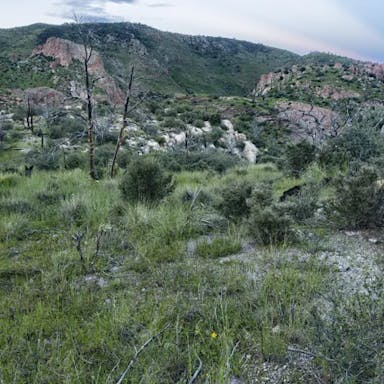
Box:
[0,22,300,97]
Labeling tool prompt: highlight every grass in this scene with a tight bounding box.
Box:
[0,165,383,383]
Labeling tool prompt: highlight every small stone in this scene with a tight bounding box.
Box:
[229,377,244,384]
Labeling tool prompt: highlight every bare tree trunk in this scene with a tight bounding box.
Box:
[110,66,135,178]
[84,44,97,180]
[27,97,34,132]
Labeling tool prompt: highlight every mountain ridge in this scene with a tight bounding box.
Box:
[0,21,358,98]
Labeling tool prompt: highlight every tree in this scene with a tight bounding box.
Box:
[73,16,97,179]
[83,31,97,179]
[110,66,134,178]
[109,67,149,178]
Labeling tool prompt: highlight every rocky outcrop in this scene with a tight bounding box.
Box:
[316,85,360,100]
[220,119,258,163]
[33,37,86,68]
[33,37,124,104]
[362,63,384,81]
[256,72,286,96]
[276,101,343,144]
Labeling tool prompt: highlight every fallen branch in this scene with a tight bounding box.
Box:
[226,341,240,370]
[287,347,334,362]
[188,355,203,384]
[115,323,171,384]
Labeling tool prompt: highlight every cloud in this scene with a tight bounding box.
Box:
[147,3,174,7]
[56,0,137,22]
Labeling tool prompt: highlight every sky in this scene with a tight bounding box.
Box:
[1,0,383,63]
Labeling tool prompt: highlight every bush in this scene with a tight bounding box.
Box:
[330,165,384,228]
[48,117,86,140]
[25,148,60,171]
[247,182,273,208]
[284,140,316,177]
[64,151,86,170]
[280,183,320,222]
[247,205,294,245]
[246,182,294,245]
[319,123,384,170]
[216,180,253,219]
[119,156,174,203]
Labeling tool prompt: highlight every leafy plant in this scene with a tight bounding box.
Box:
[285,140,317,177]
[330,165,384,228]
[119,156,174,203]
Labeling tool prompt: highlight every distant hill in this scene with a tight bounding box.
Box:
[0,22,302,97]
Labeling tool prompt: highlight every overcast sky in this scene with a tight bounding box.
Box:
[1,0,383,62]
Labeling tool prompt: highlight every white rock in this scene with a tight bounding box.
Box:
[171,131,186,145]
[242,141,258,163]
[221,119,234,131]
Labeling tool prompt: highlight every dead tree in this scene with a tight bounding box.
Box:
[73,15,97,179]
[83,40,97,179]
[110,66,135,178]
[26,97,34,132]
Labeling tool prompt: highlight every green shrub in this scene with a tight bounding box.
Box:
[330,165,384,228]
[181,188,214,207]
[207,127,224,145]
[216,180,253,219]
[25,148,60,171]
[64,151,86,170]
[280,183,320,222]
[208,113,221,126]
[48,117,86,140]
[247,182,273,208]
[285,140,316,177]
[247,206,294,245]
[116,149,134,169]
[319,123,384,170]
[119,156,174,203]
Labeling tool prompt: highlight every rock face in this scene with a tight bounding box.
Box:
[33,37,124,104]
[276,101,342,144]
[254,60,384,103]
[256,72,284,96]
[33,37,86,68]
[316,85,360,100]
[363,62,384,80]
[220,120,258,163]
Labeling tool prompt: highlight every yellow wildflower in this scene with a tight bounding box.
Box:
[210,331,218,339]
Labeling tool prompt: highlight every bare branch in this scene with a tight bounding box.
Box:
[115,323,171,384]
[188,355,203,384]
[287,347,335,363]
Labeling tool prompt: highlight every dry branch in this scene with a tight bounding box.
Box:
[115,323,171,384]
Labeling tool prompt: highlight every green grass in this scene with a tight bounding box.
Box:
[0,165,383,383]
